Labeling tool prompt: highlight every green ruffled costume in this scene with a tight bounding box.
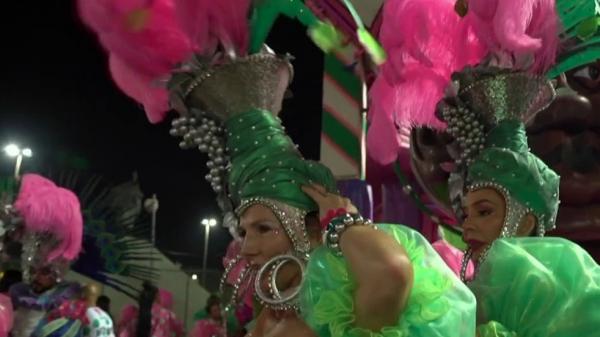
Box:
[471,237,600,337]
[300,224,477,337]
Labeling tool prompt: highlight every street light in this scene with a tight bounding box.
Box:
[191,274,198,280]
[201,217,217,285]
[3,144,32,179]
[201,218,217,227]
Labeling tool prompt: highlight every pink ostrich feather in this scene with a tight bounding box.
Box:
[367,0,486,165]
[174,0,251,56]
[78,0,253,123]
[78,0,193,123]
[379,0,482,78]
[78,0,193,75]
[466,0,559,73]
[109,54,170,123]
[14,174,55,202]
[14,174,83,262]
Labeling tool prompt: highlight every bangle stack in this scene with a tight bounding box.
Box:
[325,213,373,256]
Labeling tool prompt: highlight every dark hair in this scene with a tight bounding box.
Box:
[136,282,158,337]
[0,269,22,293]
[304,212,322,244]
[97,295,111,312]
[205,294,220,313]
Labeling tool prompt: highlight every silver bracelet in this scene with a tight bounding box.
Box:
[325,213,372,256]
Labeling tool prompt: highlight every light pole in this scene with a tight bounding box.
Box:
[201,218,217,285]
[3,144,32,180]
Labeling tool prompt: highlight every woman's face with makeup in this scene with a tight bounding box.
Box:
[461,188,506,259]
[239,204,293,266]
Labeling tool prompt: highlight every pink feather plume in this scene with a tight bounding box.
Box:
[78,0,253,123]
[109,55,170,123]
[14,174,83,262]
[78,0,193,123]
[368,0,486,165]
[174,0,251,55]
[78,0,193,75]
[466,0,559,73]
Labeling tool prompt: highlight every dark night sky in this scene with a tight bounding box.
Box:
[0,1,324,271]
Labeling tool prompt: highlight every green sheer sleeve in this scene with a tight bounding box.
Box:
[300,224,476,337]
[470,237,600,337]
[477,321,518,337]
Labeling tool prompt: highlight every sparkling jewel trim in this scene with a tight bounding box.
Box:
[236,197,310,259]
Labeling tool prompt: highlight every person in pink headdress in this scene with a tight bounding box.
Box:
[156,288,184,337]
[117,283,184,337]
[189,295,224,337]
[156,289,173,312]
[5,174,83,337]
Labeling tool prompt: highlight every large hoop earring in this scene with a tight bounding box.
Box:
[254,254,305,312]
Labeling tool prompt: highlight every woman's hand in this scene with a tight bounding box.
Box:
[301,184,357,220]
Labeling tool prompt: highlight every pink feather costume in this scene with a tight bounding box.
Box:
[77,0,251,124]
[367,0,486,165]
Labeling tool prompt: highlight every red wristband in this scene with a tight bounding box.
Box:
[320,208,347,229]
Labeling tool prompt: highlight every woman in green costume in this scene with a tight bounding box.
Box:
[368,0,600,336]
[442,71,600,337]
[167,50,476,337]
[454,2,600,335]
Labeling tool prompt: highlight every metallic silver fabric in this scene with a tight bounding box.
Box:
[172,53,294,121]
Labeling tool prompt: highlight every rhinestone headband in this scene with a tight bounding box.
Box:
[236,197,310,259]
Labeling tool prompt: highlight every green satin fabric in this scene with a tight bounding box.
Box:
[470,237,600,337]
[547,0,600,78]
[300,224,477,337]
[226,109,337,211]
